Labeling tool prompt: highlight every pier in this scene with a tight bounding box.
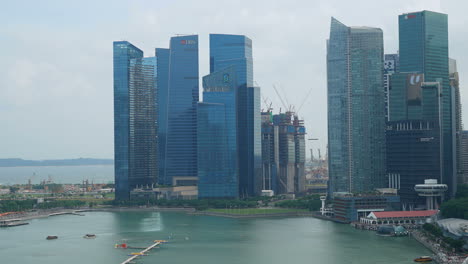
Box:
[119,241,165,264]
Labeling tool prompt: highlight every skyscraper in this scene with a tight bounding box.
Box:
[160,35,199,186]
[261,111,306,194]
[384,54,400,121]
[198,66,238,198]
[197,34,261,197]
[386,73,442,210]
[450,59,464,185]
[327,18,386,195]
[398,11,455,197]
[113,41,157,200]
[155,48,170,185]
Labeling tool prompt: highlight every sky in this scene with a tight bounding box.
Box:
[0,0,466,160]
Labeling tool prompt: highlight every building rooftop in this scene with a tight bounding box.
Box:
[371,210,438,218]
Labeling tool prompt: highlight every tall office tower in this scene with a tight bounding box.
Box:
[327,18,385,195]
[398,11,456,197]
[155,48,170,185]
[198,66,238,198]
[208,34,261,197]
[260,111,306,194]
[460,131,468,184]
[159,35,199,186]
[113,41,157,200]
[261,111,278,193]
[384,54,400,121]
[327,18,386,195]
[386,73,442,210]
[450,59,464,185]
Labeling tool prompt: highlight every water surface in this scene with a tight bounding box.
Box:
[0,165,113,185]
[0,211,431,264]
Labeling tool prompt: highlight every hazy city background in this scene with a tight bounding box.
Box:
[2,0,467,160]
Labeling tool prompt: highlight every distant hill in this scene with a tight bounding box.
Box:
[0,158,114,167]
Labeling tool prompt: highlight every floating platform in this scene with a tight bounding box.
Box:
[119,240,166,264]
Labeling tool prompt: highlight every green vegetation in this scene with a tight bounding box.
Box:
[206,208,308,215]
[440,198,468,220]
[455,184,468,199]
[440,184,468,220]
[0,200,36,212]
[275,195,321,211]
[0,199,88,213]
[422,223,465,252]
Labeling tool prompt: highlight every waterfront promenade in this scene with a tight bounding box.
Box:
[411,231,466,264]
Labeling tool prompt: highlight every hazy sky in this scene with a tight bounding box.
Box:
[1,0,466,160]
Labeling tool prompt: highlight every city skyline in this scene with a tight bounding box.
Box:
[2,1,468,160]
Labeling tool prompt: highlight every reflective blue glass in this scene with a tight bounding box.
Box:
[327,18,386,194]
[198,34,261,197]
[163,35,199,184]
[155,48,170,185]
[198,66,238,198]
[398,11,455,196]
[128,57,158,189]
[113,41,144,200]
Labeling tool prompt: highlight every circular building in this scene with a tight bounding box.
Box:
[414,179,448,210]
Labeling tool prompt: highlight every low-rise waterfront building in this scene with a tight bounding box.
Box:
[130,186,198,200]
[333,192,400,223]
[360,210,438,225]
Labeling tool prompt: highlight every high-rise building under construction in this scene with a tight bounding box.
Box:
[261,111,306,194]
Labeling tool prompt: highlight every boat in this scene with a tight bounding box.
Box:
[46,236,58,240]
[83,234,96,239]
[414,256,433,262]
[0,220,29,227]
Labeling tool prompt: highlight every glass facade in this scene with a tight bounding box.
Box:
[155,48,170,185]
[198,66,238,198]
[387,72,443,209]
[237,85,262,196]
[398,11,455,196]
[114,42,158,200]
[128,57,158,189]
[113,41,144,200]
[208,34,261,197]
[163,35,199,185]
[327,18,386,194]
[210,34,253,86]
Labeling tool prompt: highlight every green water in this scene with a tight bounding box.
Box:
[0,211,431,263]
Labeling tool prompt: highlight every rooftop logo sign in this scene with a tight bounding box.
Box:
[180,40,197,45]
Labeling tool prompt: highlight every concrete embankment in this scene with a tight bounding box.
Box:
[189,211,315,218]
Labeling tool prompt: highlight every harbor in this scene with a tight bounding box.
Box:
[0,210,433,264]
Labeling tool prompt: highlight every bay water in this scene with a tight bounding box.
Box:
[0,211,431,264]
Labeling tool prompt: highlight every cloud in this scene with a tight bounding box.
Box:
[0,0,466,160]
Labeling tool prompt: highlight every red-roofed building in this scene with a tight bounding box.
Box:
[360,210,438,225]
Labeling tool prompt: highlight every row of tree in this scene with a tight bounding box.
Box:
[274,195,322,211]
[440,184,468,220]
[422,223,465,252]
[0,199,86,213]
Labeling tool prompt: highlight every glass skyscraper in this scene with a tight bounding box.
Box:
[327,18,386,194]
[387,73,442,209]
[155,48,170,185]
[197,34,261,197]
[113,41,157,200]
[158,35,199,186]
[398,11,455,196]
[198,66,238,198]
